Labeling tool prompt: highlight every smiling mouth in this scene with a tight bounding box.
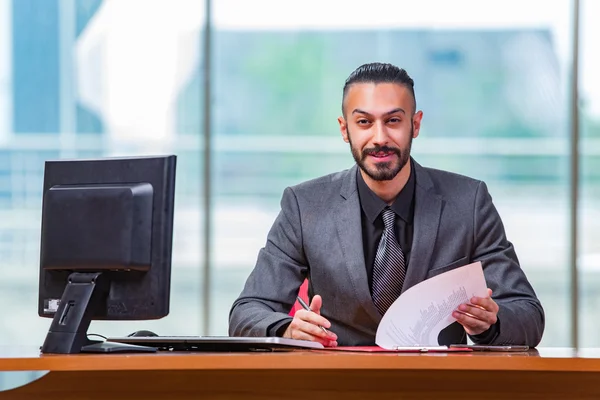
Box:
[370,151,395,158]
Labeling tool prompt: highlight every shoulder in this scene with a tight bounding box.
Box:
[285,167,353,203]
[420,165,484,194]
[417,164,496,209]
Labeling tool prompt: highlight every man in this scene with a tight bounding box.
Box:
[229,62,545,347]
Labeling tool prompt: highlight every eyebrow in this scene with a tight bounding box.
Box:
[351,107,406,116]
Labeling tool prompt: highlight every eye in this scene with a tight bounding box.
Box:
[388,117,401,123]
[357,119,370,125]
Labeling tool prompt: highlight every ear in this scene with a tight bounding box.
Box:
[412,110,423,139]
[338,116,349,143]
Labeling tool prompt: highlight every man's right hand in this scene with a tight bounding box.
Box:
[282,295,338,347]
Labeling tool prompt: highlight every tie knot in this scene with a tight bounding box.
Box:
[381,208,395,228]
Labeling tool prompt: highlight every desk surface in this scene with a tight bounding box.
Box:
[1,346,600,373]
[2,347,600,399]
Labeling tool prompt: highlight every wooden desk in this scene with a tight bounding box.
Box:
[1,347,600,399]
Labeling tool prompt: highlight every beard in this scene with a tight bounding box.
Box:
[348,127,413,181]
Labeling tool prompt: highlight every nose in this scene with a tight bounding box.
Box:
[372,121,388,146]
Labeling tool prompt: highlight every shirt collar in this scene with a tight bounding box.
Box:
[356,159,416,224]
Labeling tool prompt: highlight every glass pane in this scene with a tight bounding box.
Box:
[0,0,205,351]
[212,0,573,345]
[579,0,600,347]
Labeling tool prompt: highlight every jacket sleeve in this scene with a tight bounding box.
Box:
[228,187,307,337]
[469,181,545,347]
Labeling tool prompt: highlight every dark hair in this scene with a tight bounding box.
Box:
[342,62,416,114]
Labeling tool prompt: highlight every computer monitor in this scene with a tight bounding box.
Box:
[37,155,177,354]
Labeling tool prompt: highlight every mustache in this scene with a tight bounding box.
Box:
[362,145,401,157]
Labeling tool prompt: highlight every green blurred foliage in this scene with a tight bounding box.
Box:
[241,34,343,136]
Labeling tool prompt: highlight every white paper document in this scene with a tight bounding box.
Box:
[375,261,488,349]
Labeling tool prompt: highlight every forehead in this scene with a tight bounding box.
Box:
[344,82,412,114]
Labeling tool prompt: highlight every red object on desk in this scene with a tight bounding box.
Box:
[321,346,399,352]
[322,346,473,353]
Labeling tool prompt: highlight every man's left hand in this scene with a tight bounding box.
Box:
[453,288,499,335]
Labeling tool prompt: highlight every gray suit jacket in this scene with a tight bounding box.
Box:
[229,160,545,347]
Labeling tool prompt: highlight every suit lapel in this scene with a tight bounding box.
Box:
[335,166,382,324]
[403,162,443,293]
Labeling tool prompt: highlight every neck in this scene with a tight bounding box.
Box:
[360,161,411,204]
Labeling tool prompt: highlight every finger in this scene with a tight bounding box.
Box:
[453,310,491,335]
[292,330,336,347]
[309,295,322,314]
[290,323,338,346]
[456,303,497,324]
[296,309,332,330]
[455,313,491,333]
[292,318,337,340]
[470,296,499,314]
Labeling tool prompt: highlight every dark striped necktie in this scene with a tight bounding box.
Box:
[372,207,406,315]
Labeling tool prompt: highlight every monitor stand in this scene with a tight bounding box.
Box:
[40,272,156,354]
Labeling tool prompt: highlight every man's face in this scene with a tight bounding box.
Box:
[338,83,422,181]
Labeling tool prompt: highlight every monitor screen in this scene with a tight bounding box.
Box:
[37,155,176,354]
